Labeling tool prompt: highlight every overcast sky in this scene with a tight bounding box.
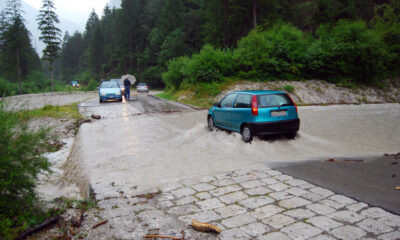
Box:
[24,0,110,25]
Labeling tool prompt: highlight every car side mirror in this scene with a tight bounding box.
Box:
[213,102,220,107]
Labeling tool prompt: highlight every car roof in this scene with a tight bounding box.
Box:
[231,90,286,95]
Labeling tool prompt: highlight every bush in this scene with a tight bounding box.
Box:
[183,44,235,84]
[306,20,389,84]
[283,84,295,93]
[234,23,309,80]
[84,79,99,91]
[74,70,97,86]
[0,102,51,239]
[0,78,18,96]
[162,56,189,89]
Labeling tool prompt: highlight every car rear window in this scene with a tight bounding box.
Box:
[257,94,294,108]
[234,94,251,108]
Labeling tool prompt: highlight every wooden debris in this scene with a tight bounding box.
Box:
[92,219,108,229]
[91,114,101,119]
[16,216,60,240]
[325,158,340,162]
[72,210,84,227]
[191,220,221,233]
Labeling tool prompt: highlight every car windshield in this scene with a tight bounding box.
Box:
[71,81,77,84]
[100,82,118,89]
[257,94,294,108]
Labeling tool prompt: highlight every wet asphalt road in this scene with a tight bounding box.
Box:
[76,92,400,211]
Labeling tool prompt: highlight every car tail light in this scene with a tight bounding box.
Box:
[252,95,258,116]
[287,94,298,113]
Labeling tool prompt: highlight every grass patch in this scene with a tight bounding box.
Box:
[155,92,178,101]
[17,102,82,120]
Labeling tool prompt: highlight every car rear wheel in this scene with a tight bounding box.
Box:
[99,98,103,103]
[285,132,297,139]
[242,125,253,143]
[207,116,215,131]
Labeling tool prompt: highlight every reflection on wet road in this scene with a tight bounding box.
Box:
[70,93,400,198]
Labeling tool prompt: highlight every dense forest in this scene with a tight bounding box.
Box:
[1,0,399,96]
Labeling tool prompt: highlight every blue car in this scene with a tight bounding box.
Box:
[99,81,122,103]
[207,90,300,142]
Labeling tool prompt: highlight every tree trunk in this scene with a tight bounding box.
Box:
[16,47,22,94]
[253,0,257,29]
[50,65,54,93]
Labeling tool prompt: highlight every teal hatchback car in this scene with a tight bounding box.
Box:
[207,90,300,142]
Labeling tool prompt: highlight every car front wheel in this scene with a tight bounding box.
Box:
[242,125,253,143]
[207,116,215,131]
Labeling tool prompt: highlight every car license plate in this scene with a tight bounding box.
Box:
[271,110,287,117]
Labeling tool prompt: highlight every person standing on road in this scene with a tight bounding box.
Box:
[123,78,131,101]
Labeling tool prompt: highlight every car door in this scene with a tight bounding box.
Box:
[231,94,252,132]
[214,93,237,129]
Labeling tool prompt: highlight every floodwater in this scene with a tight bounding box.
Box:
[64,94,400,198]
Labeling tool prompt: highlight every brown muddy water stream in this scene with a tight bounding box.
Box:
[62,98,400,199]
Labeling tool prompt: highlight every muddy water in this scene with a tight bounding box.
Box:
[65,101,400,198]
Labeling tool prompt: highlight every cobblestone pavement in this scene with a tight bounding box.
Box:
[80,167,400,240]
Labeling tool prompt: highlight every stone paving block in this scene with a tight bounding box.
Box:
[275,174,293,182]
[328,210,365,224]
[329,194,356,206]
[241,222,270,237]
[297,183,316,190]
[197,198,225,211]
[171,187,196,198]
[361,207,391,219]
[285,179,308,187]
[168,204,201,216]
[269,191,294,201]
[234,169,254,176]
[191,183,216,192]
[158,193,175,201]
[310,187,334,197]
[378,213,400,228]
[284,209,316,220]
[210,184,242,196]
[222,213,257,228]
[266,170,282,176]
[161,183,183,192]
[261,177,279,185]
[214,172,236,180]
[268,183,289,191]
[240,180,265,189]
[378,231,400,240]
[285,187,308,196]
[306,216,343,231]
[233,174,257,183]
[357,218,393,234]
[301,192,325,202]
[253,171,270,179]
[262,214,295,229]
[211,179,235,187]
[347,202,368,212]
[219,191,248,204]
[320,199,344,209]
[330,225,366,240]
[260,232,292,240]
[281,222,323,240]
[179,210,221,224]
[238,196,274,209]
[157,200,174,208]
[200,175,216,182]
[279,197,311,209]
[176,196,197,206]
[251,205,284,219]
[180,178,199,187]
[195,192,211,200]
[245,186,272,196]
[215,204,247,218]
[307,203,336,215]
[308,234,337,240]
[218,228,250,240]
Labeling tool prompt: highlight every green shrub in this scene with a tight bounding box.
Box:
[74,70,96,85]
[306,20,389,84]
[162,56,189,89]
[0,78,18,96]
[0,102,51,239]
[183,44,235,84]
[84,79,99,91]
[234,23,309,80]
[283,84,295,93]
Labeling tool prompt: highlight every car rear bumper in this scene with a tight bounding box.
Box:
[249,119,300,135]
[137,89,148,92]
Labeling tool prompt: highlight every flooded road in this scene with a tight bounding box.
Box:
[68,93,400,198]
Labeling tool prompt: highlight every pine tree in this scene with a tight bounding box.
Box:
[37,0,61,92]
